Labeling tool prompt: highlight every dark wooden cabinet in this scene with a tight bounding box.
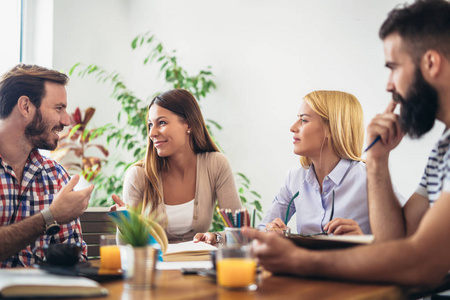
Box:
[79,207,115,259]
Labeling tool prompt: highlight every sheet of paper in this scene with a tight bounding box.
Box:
[165,241,218,255]
[156,261,213,270]
[313,234,374,244]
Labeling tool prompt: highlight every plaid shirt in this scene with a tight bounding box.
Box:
[0,149,87,267]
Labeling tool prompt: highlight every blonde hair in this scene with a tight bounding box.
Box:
[136,89,219,213]
[299,90,364,168]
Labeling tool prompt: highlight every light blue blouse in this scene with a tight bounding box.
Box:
[259,159,405,235]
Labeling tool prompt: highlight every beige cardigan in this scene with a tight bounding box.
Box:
[123,152,242,243]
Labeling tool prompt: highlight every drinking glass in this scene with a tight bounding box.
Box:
[100,234,121,270]
[216,244,257,291]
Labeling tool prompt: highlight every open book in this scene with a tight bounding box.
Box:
[163,241,217,262]
[0,268,108,298]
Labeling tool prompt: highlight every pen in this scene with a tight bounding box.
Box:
[251,209,256,228]
[364,135,381,152]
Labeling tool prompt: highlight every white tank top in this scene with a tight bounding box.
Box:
[164,199,194,235]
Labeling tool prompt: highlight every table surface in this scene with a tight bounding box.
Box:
[65,265,406,300]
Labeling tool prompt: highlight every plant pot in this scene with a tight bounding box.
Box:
[120,245,158,289]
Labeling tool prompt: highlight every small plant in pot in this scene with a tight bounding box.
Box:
[108,207,168,289]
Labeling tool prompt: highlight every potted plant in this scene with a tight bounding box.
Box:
[108,208,168,290]
[69,32,263,225]
[51,107,109,182]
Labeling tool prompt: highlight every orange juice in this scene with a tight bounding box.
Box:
[217,258,256,288]
[100,245,121,270]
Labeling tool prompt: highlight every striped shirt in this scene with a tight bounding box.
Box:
[0,149,87,267]
[416,129,450,203]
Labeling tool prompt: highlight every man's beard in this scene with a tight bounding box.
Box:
[393,67,439,139]
[25,109,62,150]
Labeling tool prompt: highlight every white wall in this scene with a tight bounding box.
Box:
[49,0,444,225]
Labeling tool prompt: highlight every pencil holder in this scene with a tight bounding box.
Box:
[224,227,249,247]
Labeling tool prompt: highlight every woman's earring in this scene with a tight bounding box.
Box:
[187,130,191,134]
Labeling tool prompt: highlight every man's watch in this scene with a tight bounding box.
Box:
[214,232,222,244]
[41,208,61,235]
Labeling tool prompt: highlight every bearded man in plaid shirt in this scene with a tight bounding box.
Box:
[0,64,94,267]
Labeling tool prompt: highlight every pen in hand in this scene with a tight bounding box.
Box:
[365,100,399,153]
[364,136,381,152]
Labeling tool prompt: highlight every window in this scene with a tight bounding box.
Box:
[0,0,22,73]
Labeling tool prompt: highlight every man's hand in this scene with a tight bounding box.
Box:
[323,218,364,235]
[242,227,306,275]
[50,174,94,224]
[366,100,404,160]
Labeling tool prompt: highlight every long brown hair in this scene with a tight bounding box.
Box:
[136,89,219,213]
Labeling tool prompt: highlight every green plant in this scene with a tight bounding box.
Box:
[109,207,151,247]
[69,32,263,231]
[51,107,109,181]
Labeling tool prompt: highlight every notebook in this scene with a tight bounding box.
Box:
[0,268,108,299]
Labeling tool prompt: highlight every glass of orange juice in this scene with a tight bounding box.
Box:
[100,234,121,270]
[216,244,257,291]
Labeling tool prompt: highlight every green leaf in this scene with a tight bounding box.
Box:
[69,63,80,76]
[131,37,138,49]
[250,191,262,198]
[253,201,262,212]
[206,119,222,130]
[68,124,82,140]
[236,172,250,183]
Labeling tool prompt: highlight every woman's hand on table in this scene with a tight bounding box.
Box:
[193,232,217,244]
[323,218,363,235]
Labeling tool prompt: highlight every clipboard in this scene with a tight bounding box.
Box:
[286,234,374,250]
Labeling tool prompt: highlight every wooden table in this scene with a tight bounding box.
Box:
[66,268,406,300]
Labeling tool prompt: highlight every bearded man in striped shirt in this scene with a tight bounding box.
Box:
[243,0,450,288]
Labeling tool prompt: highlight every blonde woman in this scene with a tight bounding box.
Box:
[111,89,241,243]
[260,91,404,235]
